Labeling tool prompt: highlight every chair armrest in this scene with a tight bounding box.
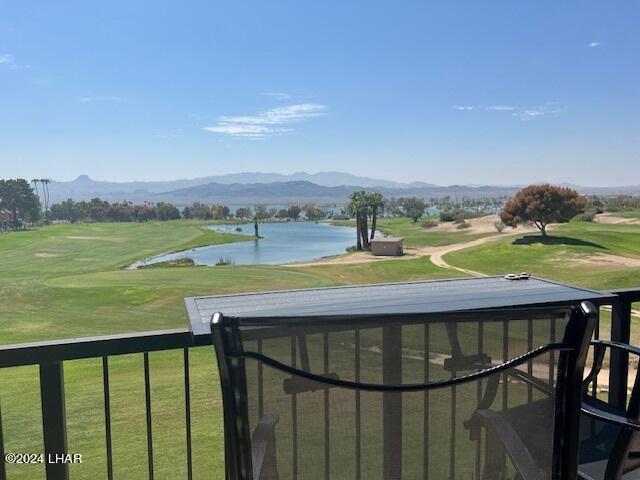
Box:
[590,340,640,357]
[471,409,546,480]
[583,339,640,393]
[252,415,279,480]
[581,401,640,432]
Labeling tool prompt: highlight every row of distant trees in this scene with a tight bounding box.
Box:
[48,198,182,223]
[183,202,327,221]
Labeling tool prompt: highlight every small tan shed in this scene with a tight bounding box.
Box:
[370,237,404,256]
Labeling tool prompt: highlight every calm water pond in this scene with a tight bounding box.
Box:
[129,222,356,268]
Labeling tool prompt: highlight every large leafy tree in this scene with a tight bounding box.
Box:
[0,178,41,227]
[155,202,181,221]
[402,197,426,223]
[500,184,586,236]
[302,203,326,221]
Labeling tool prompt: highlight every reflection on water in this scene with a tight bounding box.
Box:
[129,222,356,268]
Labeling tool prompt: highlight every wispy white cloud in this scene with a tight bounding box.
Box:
[0,53,29,70]
[454,105,477,111]
[454,103,565,120]
[512,103,566,121]
[262,92,291,100]
[204,103,327,138]
[0,53,15,65]
[486,105,517,111]
[79,95,123,103]
[589,42,601,48]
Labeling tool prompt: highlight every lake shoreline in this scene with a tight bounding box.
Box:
[128,221,356,268]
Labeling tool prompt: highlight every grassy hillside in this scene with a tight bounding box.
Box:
[445,221,640,290]
[2,219,639,479]
[0,221,463,480]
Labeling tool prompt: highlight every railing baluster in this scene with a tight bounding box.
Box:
[423,322,430,480]
[183,348,193,480]
[450,377,456,480]
[143,353,154,480]
[591,312,600,398]
[355,329,361,480]
[323,332,330,480]
[258,339,264,419]
[527,318,533,403]
[549,318,556,385]
[502,320,509,410]
[502,319,509,474]
[102,357,114,480]
[291,336,298,480]
[40,361,69,480]
[610,297,632,409]
[475,320,483,480]
[382,325,402,480]
[0,393,6,480]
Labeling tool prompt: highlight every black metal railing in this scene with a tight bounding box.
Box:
[0,330,212,480]
[0,288,638,480]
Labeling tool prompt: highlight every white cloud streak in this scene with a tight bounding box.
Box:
[0,53,15,65]
[454,103,565,120]
[79,95,123,103]
[589,42,601,48]
[262,92,291,100]
[204,103,327,138]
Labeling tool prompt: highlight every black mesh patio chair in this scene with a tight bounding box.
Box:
[212,302,596,480]
[578,340,640,480]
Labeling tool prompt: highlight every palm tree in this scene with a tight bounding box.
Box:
[368,192,384,240]
[31,179,40,203]
[40,178,51,212]
[347,191,370,250]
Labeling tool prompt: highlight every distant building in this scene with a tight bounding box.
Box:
[370,237,404,256]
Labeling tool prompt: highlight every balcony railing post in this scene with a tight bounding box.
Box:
[39,361,69,480]
[1,397,6,480]
[382,324,402,480]
[610,297,632,409]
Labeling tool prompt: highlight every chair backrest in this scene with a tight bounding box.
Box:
[212,303,596,480]
[581,340,640,479]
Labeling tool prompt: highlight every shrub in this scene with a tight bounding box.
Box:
[215,257,234,266]
[573,211,595,222]
[456,221,471,230]
[421,220,438,229]
[494,221,506,233]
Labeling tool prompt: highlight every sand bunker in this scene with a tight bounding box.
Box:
[572,253,640,268]
[595,213,640,225]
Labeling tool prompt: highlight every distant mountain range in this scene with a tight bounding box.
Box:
[44,172,640,204]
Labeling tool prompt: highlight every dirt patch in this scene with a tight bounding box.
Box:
[34,252,60,258]
[595,213,640,225]
[433,214,536,235]
[572,253,640,268]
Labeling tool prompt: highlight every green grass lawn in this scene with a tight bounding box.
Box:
[445,221,640,290]
[331,217,493,247]
[0,221,463,480]
[1,219,639,479]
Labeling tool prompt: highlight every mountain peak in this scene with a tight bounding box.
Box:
[74,175,93,182]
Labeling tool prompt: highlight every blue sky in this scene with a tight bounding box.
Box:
[1,1,638,186]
